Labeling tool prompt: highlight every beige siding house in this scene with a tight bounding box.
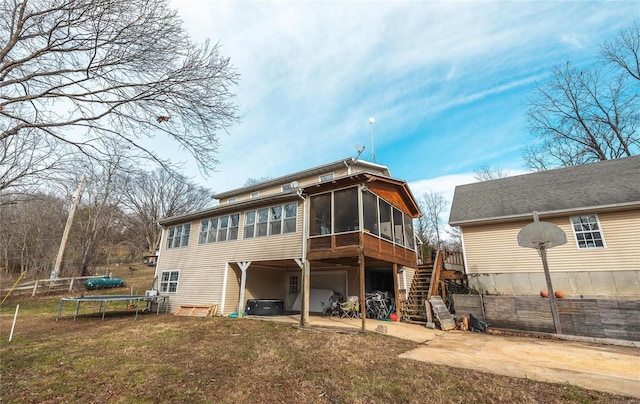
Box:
[155,158,422,328]
[449,156,640,299]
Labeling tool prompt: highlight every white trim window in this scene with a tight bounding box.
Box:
[283,202,297,233]
[571,215,605,249]
[166,224,191,249]
[244,202,297,239]
[199,214,239,244]
[159,270,179,293]
[319,173,334,182]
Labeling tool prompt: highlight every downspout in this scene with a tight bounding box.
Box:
[153,224,165,291]
[297,189,306,263]
[344,159,352,175]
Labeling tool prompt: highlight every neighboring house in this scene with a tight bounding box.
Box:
[155,158,421,325]
[449,155,640,299]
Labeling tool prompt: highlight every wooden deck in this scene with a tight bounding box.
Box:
[306,232,417,267]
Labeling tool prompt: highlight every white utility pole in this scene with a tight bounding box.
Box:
[51,178,84,279]
[369,117,376,162]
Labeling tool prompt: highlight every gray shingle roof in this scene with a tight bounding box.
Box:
[449,155,640,226]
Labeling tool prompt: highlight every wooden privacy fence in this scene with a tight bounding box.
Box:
[1,276,101,298]
[453,294,640,342]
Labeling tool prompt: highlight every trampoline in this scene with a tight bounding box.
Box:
[56,294,168,321]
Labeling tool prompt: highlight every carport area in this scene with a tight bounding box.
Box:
[225,258,406,324]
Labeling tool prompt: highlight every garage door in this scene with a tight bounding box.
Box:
[311,271,347,298]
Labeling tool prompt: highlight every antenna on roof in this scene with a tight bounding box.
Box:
[368,117,376,162]
[355,144,365,160]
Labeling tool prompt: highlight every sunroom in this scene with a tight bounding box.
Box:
[299,172,421,328]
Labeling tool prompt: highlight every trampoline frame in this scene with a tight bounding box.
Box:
[56,294,168,321]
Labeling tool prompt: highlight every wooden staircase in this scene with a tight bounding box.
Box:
[400,262,433,324]
[400,249,468,325]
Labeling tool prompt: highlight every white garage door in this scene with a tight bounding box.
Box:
[311,271,347,298]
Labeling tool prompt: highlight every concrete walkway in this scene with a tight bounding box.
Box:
[400,331,640,399]
[248,314,640,399]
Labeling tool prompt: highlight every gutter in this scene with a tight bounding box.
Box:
[449,201,640,227]
[212,157,391,199]
[297,188,307,263]
[159,191,300,226]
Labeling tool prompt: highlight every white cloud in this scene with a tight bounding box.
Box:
[166,1,637,193]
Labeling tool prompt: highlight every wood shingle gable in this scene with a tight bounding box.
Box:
[449,155,640,226]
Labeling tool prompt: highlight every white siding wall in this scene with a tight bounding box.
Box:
[462,210,640,275]
[461,209,640,298]
[157,201,304,312]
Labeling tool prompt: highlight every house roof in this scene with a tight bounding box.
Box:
[159,170,421,226]
[449,155,640,226]
[159,190,300,226]
[212,157,390,199]
[302,172,422,218]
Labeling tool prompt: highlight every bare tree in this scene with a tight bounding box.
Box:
[64,157,127,277]
[245,176,272,186]
[601,21,640,82]
[0,193,66,277]
[0,0,239,192]
[421,192,449,249]
[473,164,508,181]
[523,23,640,170]
[0,130,72,201]
[413,214,434,262]
[121,169,211,256]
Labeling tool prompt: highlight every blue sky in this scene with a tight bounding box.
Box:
[166,1,639,204]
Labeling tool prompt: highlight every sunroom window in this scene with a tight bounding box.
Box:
[310,193,332,235]
[403,214,415,250]
[244,202,297,238]
[256,208,269,237]
[166,224,190,249]
[393,207,405,246]
[283,202,297,233]
[308,186,416,251]
[362,191,379,235]
[198,214,239,244]
[379,199,392,241]
[334,187,359,233]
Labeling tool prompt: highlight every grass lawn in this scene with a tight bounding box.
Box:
[0,266,635,403]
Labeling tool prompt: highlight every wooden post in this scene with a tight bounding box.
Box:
[540,246,563,334]
[425,300,433,324]
[31,280,39,297]
[302,260,310,326]
[68,277,75,292]
[237,262,251,318]
[531,211,563,335]
[359,254,366,332]
[392,263,399,318]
